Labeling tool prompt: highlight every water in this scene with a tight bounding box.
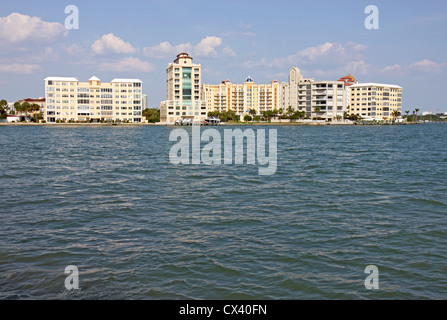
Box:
[0,124,446,300]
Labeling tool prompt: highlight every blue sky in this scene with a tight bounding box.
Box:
[1,0,446,112]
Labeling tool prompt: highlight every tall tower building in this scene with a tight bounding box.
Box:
[160,53,207,123]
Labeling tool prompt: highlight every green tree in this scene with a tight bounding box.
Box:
[21,102,30,113]
[278,108,284,118]
[142,108,160,123]
[415,108,420,122]
[314,107,321,120]
[391,110,401,121]
[262,110,274,122]
[0,99,8,119]
[286,106,294,119]
[14,101,22,113]
[31,113,43,123]
[405,110,410,119]
[244,115,252,122]
[208,111,220,118]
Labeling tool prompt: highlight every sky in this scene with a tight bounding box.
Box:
[0,0,446,112]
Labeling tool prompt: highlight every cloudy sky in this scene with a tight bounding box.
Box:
[1,0,446,112]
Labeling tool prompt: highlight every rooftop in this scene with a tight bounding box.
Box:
[111,79,142,83]
[351,83,402,89]
[44,77,79,82]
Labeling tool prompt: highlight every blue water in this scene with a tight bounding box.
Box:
[0,124,446,299]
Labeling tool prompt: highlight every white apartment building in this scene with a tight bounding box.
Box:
[281,68,347,121]
[160,53,207,123]
[44,76,144,123]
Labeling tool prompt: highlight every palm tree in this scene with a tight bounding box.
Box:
[278,108,284,118]
[249,109,257,117]
[391,110,401,122]
[286,106,294,119]
[415,108,420,123]
[405,110,410,120]
[314,107,321,121]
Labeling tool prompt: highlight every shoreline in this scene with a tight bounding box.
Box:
[0,121,424,127]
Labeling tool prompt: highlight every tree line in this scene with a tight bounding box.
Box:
[208,106,309,123]
[1,99,43,121]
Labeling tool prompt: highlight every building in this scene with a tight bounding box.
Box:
[338,74,356,111]
[160,53,207,123]
[16,98,46,117]
[203,76,281,118]
[280,67,314,112]
[44,76,144,123]
[337,74,356,87]
[142,94,148,110]
[349,83,402,121]
[308,81,347,121]
[279,68,347,121]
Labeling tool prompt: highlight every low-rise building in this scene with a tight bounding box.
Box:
[44,76,143,123]
[349,83,402,121]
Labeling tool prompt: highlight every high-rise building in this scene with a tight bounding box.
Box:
[280,67,313,112]
[203,76,280,118]
[160,53,207,123]
[349,83,402,121]
[44,76,143,123]
[338,74,356,112]
[142,94,148,110]
[280,68,347,121]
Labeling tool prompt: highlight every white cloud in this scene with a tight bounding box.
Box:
[381,60,445,74]
[0,63,41,74]
[194,36,222,57]
[92,33,136,55]
[99,57,153,72]
[0,13,67,43]
[66,44,86,56]
[143,41,193,59]
[381,64,402,73]
[409,59,444,73]
[223,46,236,57]
[243,42,368,70]
[144,36,226,59]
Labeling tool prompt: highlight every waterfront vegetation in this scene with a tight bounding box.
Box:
[208,107,309,123]
[0,99,8,119]
[142,108,160,123]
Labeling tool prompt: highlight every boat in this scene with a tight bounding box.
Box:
[203,117,221,126]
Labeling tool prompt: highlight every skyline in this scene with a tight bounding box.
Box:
[1,0,446,112]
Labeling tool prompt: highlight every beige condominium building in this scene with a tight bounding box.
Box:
[349,83,402,121]
[44,76,144,123]
[203,76,281,118]
[160,53,207,123]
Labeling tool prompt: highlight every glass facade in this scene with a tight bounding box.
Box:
[182,68,192,105]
